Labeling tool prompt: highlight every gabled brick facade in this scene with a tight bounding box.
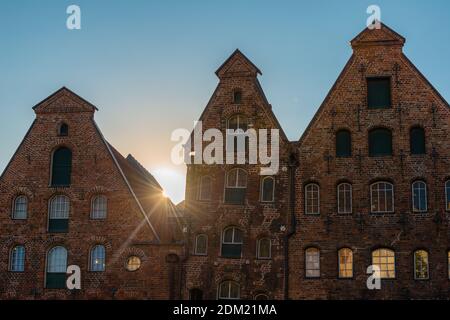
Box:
[0,88,184,299]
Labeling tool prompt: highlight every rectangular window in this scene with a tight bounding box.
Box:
[224,188,246,204]
[367,77,391,109]
[305,249,320,278]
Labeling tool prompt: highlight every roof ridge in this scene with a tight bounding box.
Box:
[126,154,162,190]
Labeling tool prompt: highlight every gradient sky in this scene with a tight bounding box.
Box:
[0,0,449,204]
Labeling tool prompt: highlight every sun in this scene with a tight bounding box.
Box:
[161,190,169,198]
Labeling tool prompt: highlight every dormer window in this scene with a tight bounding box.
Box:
[233,90,242,104]
[58,123,68,136]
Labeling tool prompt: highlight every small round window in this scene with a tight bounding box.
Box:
[126,256,141,271]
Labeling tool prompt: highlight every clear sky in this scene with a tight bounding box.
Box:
[0,0,449,204]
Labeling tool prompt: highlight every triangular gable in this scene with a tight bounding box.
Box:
[351,22,405,48]
[215,49,262,78]
[33,87,98,114]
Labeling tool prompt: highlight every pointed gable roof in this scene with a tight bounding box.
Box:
[351,22,405,48]
[215,49,262,78]
[33,87,98,114]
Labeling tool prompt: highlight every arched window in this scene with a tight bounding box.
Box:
[338,248,353,278]
[46,246,67,289]
[257,238,271,259]
[305,247,320,278]
[195,234,208,255]
[305,183,320,215]
[370,182,394,213]
[90,245,106,272]
[227,114,248,131]
[233,90,242,104]
[58,123,69,136]
[198,176,212,201]
[91,195,107,219]
[260,176,275,202]
[226,114,249,160]
[254,293,269,300]
[189,288,203,300]
[224,168,247,204]
[369,128,392,157]
[218,281,240,300]
[337,183,352,214]
[445,180,450,212]
[410,127,425,155]
[48,195,70,232]
[336,130,351,157]
[414,250,429,280]
[412,181,427,212]
[51,147,72,186]
[12,195,28,219]
[221,227,243,258]
[9,245,25,272]
[372,248,395,279]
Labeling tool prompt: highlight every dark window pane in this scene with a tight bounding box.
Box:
[369,129,392,156]
[221,244,242,258]
[190,289,203,300]
[262,177,274,202]
[48,219,69,233]
[367,78,391,109]
[46,273,66,289]
[410,127,426,154]
[51,148,72,186]
[336,130,352,157]
[224,188,246,204]
[233,91,242,104]
[59,123,68,136]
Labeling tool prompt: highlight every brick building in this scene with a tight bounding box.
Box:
[183,23,450,300]
[0,88,184,299]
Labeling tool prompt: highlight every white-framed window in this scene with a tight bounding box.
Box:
[198,176,212,201]
[218,281,240,300]
[305,183,320,215]
[370,182,394,213]
[48,195,70,232]
[412,181,427,212]
[224,168,247,204]
[194,234,208,255]
[126,256,141,272]
[414,250,429,280]
[372,248,395,279]
[221,227,243,258]
[90,245,106,272]
[9,245,25,272]
[445,180,450,212]
[305,247,320,278]
[260,176,275,202]
[337,183,352,214]
[12,195,28,219]
[91,195,107,219]
[257,238,271,259]
[338,248,353,278]
[46,246,68,289]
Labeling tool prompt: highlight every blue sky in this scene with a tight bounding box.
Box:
[0,0,449,203]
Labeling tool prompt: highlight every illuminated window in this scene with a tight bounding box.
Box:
[12,195,27,219]
[370,182,394,213]
[9,246,25,272]
[91,195,107,219]
[48,195,70,233]
[260,176,275,202]
[198,176,212,201]
[195,234,208,255]
[372,248,395,279]
[338,248,353,278]
[257,238,271,259]
[46,246,67,289]
[305,247,320,278]
[305,183,320,215]
[221,227,243,258]
[90,245,106,272]
[126,256,141,272]
[412,181,427,212]
[414,250,429,280]
[218,281,240,300]
[337,183,352,214]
